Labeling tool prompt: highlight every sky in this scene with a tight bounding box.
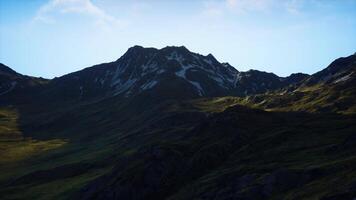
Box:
[0,0,355,78]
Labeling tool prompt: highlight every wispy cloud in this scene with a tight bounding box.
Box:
[201,0,313,17]
[201,1,225,18]
[226,0,274,13]
[285,0,304,15]
[200,0,275,19]
[33,0,126,28]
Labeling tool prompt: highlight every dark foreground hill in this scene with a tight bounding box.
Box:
[0,47,355,200]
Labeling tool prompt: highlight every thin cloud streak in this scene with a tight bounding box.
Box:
[201,0,319,16]
[33,0,126,28]
[226,0,274,12]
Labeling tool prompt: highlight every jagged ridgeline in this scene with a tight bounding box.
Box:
[0,47,355,200]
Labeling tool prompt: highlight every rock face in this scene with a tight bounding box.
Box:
[108,46,239,98]
[1,46,314,105]
[46,45,241,100]
[2,47,355,105]
[66,46,313,98]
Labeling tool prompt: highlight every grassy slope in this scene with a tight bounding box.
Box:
[166,107,356,199]
[243,81,356,114]
[194,80,356,115]
[0,84,355,199]
[0,107,66,168]
[0,96,204,199]
[74,98,356,199]
[0,106,116,200]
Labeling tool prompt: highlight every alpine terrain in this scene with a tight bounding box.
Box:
[0,46,355,200]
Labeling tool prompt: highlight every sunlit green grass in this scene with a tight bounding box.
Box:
[0,108,68,164]
[0,139,67,163]
[0,106,124,199]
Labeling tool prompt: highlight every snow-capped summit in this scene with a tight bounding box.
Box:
[1,46,317,104]
[109,45,240,98]
[106,46,312,98]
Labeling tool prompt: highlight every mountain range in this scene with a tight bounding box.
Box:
[0,46,355,200]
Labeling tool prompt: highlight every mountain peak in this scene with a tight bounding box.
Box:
[123,45,158,57]
[206,53,214,58]
[161,45,189,51]
[160,46,191,57]
[109,45,241,98]
[54,45,312,99]
[23,46,352,102]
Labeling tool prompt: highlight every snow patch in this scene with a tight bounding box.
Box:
[174,64,205,95]
[113,78,137,96]
[334,73,353,83]
[157,69,165,74]
[233,73,243,86]
[141,80,158,90]
[189,80,204,96]
[166,51,184,63]
[142,63,159,76]
[204,58,213,65]
[112,62,130,86]
[209,75,230,89]
[175,64,194,79]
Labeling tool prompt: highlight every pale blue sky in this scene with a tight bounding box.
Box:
[0,0,355,78]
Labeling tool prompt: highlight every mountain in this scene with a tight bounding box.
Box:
[0,63,48,104]
[304,53,356,85]
[232,70,309,95]
[1,46,309,106]
[238,53,356,113]
[39,45,239,102]
[0,63,19,96]
[0,47,355,200]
